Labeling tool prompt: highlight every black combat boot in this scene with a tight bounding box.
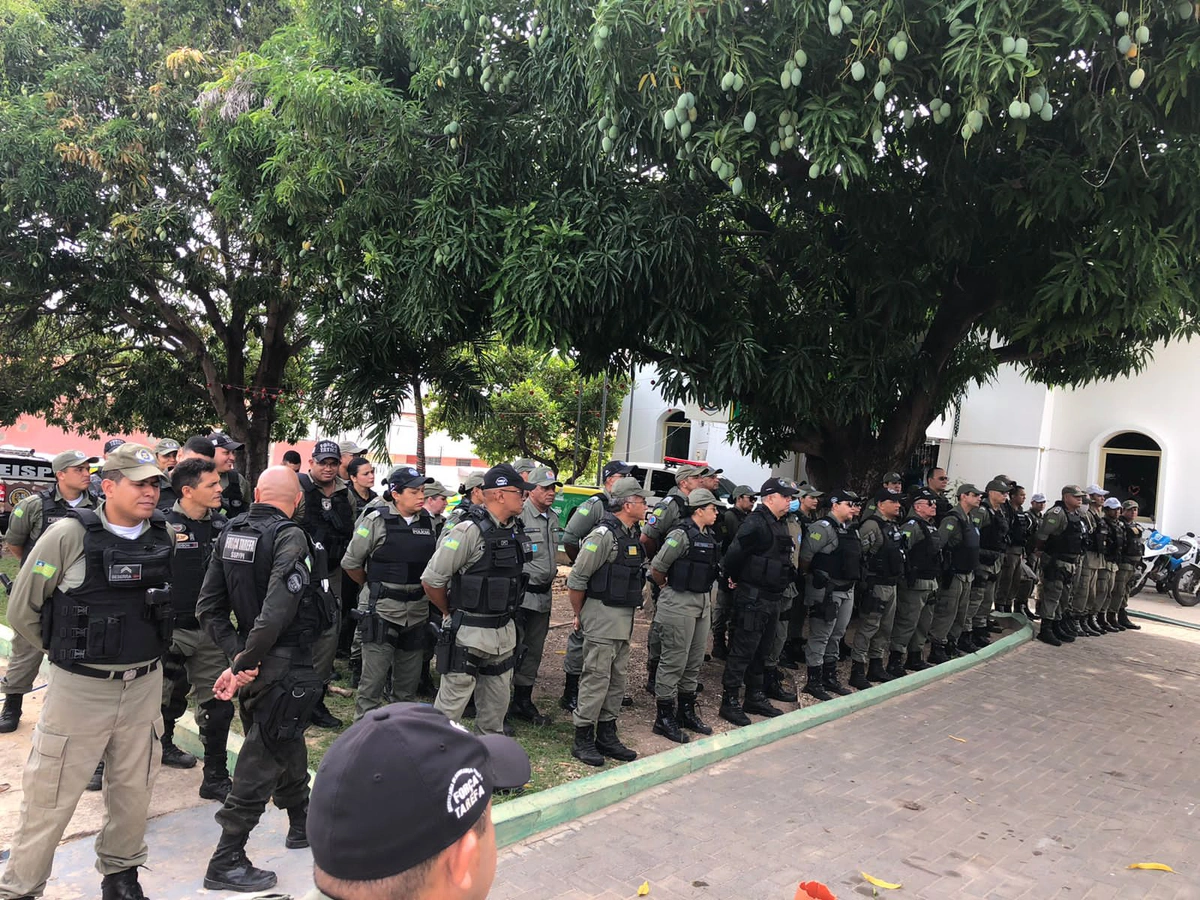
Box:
[417,660,437,698]
[160,718,197,769]
[822,661,853,696]
[559,673,580,710]
[310,687,342,729]
[1117,608,1141,630]
[927,641,951,665]
[1106,610,1126,631]
[868,657,895,683]
[652,699,688,744]
[204,832,278,892]
[719,688,752,726]
[802,667,833,701]
[905,650,932,671]
[677,692,712,735]
[1053,618,1075,643]
[763,667,798,702]
[509,684,551,725]
[1083,614,1104,636]
[848,661,872,690]
[349,656,362,689]
[86,761,105,792]
[1036,622,1062,646]
[743,688,783,717]
[100,867,148,900]
[972,628,991,648]
[285,803,308,849]
[885,650,908,679]
[0,693,22,733]
[571,725,604,767]
[1096,612,1118,634]
[711,631,729,661]
[956,632,977,654]
[778,640,803,670]
[644,659,658,695]
[594,719,637,761]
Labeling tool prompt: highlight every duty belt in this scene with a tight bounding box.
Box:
[525,582,553,594]
[55,659,160,682]
[458,611,512,628]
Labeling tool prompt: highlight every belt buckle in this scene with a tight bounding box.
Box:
[122,668,137,682]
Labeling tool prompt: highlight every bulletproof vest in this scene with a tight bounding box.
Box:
[864,515,906,585]
[720,506,749,553]
[218,510,333,647]
[1079,509,1098,552]
[978,504,1009,553]
[163,508,228,629]
[586,514,646,607]
[1123,521,1145,562]
[156,483,179,512]
[298,474,354,562]
[446,501,476,529]
[666,521,720,593]
[45,509,174,665]
[368,508,437,586]
[933,493,953,524]
[809,517,863,583]
[1044,502,1084,557]
[222,471,246,515]
[948,509,981,573]
[34,489,77,540]
[1007,506,1031,546]
[739,507,797,592]
[449,508,533,619]
[904,517,943,580]
[1100,516,1123,560]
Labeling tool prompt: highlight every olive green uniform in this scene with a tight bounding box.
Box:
[1069,507,1103,615]
[767,513,802,667]
[850,516,898,664]
[342,503,433,718]
[561,492,608,677]
[893,517,943,654]
[568,518,641,728]
[2,489,96,700]
[642,488,688,661]
[420,513,519,735]
[1113,520,1144,612]
[0,511,166,899]
[514,499,563,688]
[712,505,749,643]
[929,508,976,643]
[1036,504,1083,621]
[958,503,1005,638]
[800,519,856,667]
[648,526,713,700]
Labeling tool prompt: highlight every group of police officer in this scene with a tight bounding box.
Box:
[0,438,1149,898]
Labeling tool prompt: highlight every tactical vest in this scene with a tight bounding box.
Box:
[739,508,797,592]
[809,518,863,584]
[223,472,246,515]
[219,511,334,648]
[368,509,437,586]
[586,514,646,607]
[948,510,981,573]
[1043,502,1084,558]
[1007,506,1031,547]
[978,504,1010,562]
[449,509,533,621]
[720,507,749,554]
[164,508,228,629]
[298,474,354,562]
[904,517,943,580]
[1123,521,1145,563]
[666,521,720,593]
[1079,509,1099,552]
[1099,516,1123,561]
[34,489,77,539]
[864,515,906,586]
[45,510,174,665]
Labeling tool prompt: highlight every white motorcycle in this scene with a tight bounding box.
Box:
[1130,529,1200,606]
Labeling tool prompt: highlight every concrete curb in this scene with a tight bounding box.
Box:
[1127,608,1200,631]
[493,614,1033,847]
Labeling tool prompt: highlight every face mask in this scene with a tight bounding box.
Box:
[788,498,800,513]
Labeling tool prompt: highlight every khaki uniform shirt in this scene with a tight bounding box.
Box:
[519,499,562,614]
[568,517,640,640]
[7,505,163,670]
[341,501,433,627]
[563,491,608,549]
[1082,506,1105,568]
[420,511,518,656]
[799,518,840,566]
[649,524,713,617]
[641,487,687,545]
[3,487,96,554]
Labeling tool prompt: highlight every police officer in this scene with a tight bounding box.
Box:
[762,483,801,703]
[862,472,905,519]
[0,449,98,734]
[565,477,649,765]
[1113,500,1144,631]
[927,484,982,663]
[1029,492,1047,522]
[342,466,436,719]
[1092,497,1124,633]
[0,444,173,900]
[209,432,250,517]
[996,484,1031,613]
[647,487,721,743]
[1065,484,1108,637]
[423,481,451,535]
[153,439,181,509]
[420,464,533,736]
[1032,485,1088,646]
[849,488,906,689]
[338,440,365,482]
[956,478,1010,651]
[160,457,236,801]
[926,467,953,522]
[721,477,799,723]
[345,456,378,520]
[712,484,755,660]
[295,438,355,728]
[891,488,943,675]
[798,489,862,700]
[779,486,823,669]
[510,466,564,726]
[446,472,486,528]
[197,466,335,892]
[511,458,538,477]
[559,460,632,710]
[89,437,125,499]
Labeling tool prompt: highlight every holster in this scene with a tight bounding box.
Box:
[434,610,462,675]
[353,609,385,644]
[255,666,322,745]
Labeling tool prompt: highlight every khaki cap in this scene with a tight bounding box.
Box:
[674,465,704,482]
[460,472,486,492]
[686,488,720,508]
[984,478,1011,493]
[102,443,164,481]
[956,483,982,497]
[1063,485,1087,497]
[153,438,181,456]
[52,450,98,474]
[527,466,561,488]
[424,480,450,499]
[610,477,652,500]
[1121,499,1140,510]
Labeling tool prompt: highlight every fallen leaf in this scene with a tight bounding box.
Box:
[796,882,837,900]
[861,872,902,890]
[948,735,967,743]
[0,783,9,794]
[1127,863,1175,872]
[637,880,650,896]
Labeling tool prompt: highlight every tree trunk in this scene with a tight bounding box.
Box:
[412,376,426,472]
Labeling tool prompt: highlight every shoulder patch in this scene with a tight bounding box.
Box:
[12,507,23,519]
[577,506,590,516]
[645,513,659,525]
[443,537,460,550]
[285,562,310,595]
[811,532,822,541]
[355,525,371,538]
[665,537,680,548]
[583,541,599,552]
[32,559,57,578]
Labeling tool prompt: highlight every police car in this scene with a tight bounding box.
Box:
[0,447,55,533]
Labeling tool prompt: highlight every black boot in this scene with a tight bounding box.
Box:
[310,687,342,729]
[417,660,437,698]
[349,656,362,689]
[160,717,197,769]
[571,725,604,767]
[802,666,833,701]
[0,693,23,733]
[1117,608,1142,630]
[652,699,688,744]
[1083,614,1104,636]
[905,650,932,672]
[86,761,104,792]
[1107,610,1126,631]
[822,661,853,696]
[987,618,1005,633]
[763,667,798,702]
[559,673,580,711]
[742,688,783,717]
[957,632,977,654]
[677,692,712,735]
[100,867,147,900]
[868,657,895,683]
[927,641,951,665]
[777,641,802,670]
[285,803,308,849]
[711,631,729,661]
[509,684,551,725]
[848,661,872,690]
[884,650,907,679]
[719,688,752,726]
[971,628,991,648]
[1019,602,1039,620]
[204,832,278,892]
[644,659,658,695]
[595,719,637,761]
[1053,618,1076,643]
[944,637,964,658]
[1036,622,1062,646]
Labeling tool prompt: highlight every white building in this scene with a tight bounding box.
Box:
[613,338,1197,534]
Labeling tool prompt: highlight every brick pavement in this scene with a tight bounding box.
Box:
[491,622,1200,900]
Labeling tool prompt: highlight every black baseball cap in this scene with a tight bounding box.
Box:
[910,488,938,505]
[311,439,340,461]
[482,463,534,491]
[873,488,903,504]
[602,460,633,481]
[308,703,530,882]
[760,477,799,497]
[103,438,126,455]
[828,488,863,505]
[208,432,244,451]
[387,465,434,490]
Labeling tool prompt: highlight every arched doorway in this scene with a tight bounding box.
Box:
[1100,431,1161,520]
[662,411,691,460]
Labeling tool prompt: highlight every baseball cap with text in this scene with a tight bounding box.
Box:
[102,443,163,481]
[52,450,98,474]
[311,439,340,462]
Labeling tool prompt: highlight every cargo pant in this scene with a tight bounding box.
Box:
[0,631,44,698]
[851,584,897,663]
[804,583,854,667]
[0,664,163,899]
[1089,562,1116,615]
[766,584,796,669]
[892,579,938,654]
[563,628,584,676]
[1112,563,1137,611]
[1069,551,1104,615]
[723,587,781,693]
[995,547,1026,610]
[435,622,516,736]
[572,601,635,728]
[930,573,973,643]
[961,557,1003,634]
[1037,557,1079,621]
[654,587,710,701]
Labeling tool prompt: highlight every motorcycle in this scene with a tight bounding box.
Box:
[1130,529,1199,606]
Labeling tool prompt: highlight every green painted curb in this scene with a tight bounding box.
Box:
[493,615,1033,848]
[1127,609,1200,631]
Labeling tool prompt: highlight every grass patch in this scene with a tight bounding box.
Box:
[0,554,18,622]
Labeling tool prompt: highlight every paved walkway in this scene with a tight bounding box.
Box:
[1130,590,1200,627]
